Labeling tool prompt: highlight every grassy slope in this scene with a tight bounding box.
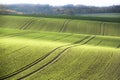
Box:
[0,15,120,36]
[0,37,65,76]
[0,28,120,80]
[0,15,120,80]
[27,46,120,80]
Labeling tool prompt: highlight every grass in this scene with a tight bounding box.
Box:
[78,13,120,18]
[0,15,120,36]
[0,28,120,48]
[0,15,120,80]
[25,46,120,80]
[0,37,66,77]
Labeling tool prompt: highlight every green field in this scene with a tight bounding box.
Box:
[0,15,120,80]
[78,13,120,18]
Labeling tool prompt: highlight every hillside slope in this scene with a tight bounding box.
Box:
[0,15,120,80]
[0,15,120,36]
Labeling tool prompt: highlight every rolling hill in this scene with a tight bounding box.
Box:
[0,15,120,80]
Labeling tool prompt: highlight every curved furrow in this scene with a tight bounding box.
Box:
[53,34,73,41]
[96,40,102,46]
[17,35,96,80]
[22,19,35,30]
[7,46,28,55]
[19,18,32,30]
[0,31,36,38]
[82,35,96,45]
[17,18,30,29]
[59,20,70,32]
[61,20,72,32]
[73,36,90,44]
[19,18,34,30]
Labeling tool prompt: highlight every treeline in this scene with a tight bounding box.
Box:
[0,4,120,15]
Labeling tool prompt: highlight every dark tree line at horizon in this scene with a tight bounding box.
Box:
[0,4,120,15]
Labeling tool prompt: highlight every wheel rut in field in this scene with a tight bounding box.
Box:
[0,35,95,80]
[96,40,102,46]
[0,31,36,38]
[19,18,34,30]
[73,36,90,44]
[117,44,120,48]
[17,18,29,29]
[17,35,96,80]
[19,18,31,30]
[8,46,28,55]
[59,19,71,32]
[100,22,105,36]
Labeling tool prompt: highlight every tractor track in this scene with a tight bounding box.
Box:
[96,40,102,46]
[0,31,36,38]
[103,23,105,36]
[19,18,34,30]
[100,22,105,36]
[22,19,35,30]
[59,20,68,32]
[17,35,96,80]
[62,20,72,32]
[82,36,96,45]
[17,18,30,29]
[117,44,120,48]
[19,19,32,30]
[0,35,96,80]
[53,34,73,41]
[59,20,71,32]
[8,46,28,55]
[73,36,90,44]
